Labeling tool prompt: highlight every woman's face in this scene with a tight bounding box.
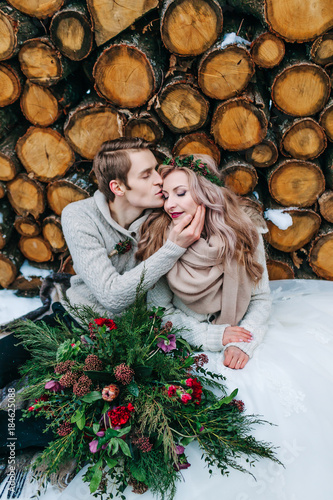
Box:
[162,170,199,225]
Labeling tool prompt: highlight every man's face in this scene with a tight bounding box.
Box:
[122,150,164,209]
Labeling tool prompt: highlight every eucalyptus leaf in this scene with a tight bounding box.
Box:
[117,439,132,458]
[77,414,86,430]
[127,381,139,397]
[80,391,102,403]
[89,462,103,494]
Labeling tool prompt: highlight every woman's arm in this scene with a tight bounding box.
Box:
[147,277,228,351]
[223,234,272,358]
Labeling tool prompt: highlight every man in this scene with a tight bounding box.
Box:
[60,137,205,317]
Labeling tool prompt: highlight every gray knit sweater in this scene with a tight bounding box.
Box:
[60,190,186,317]
[147,232,272,357]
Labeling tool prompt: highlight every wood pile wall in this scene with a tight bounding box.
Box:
[0,0,333,292]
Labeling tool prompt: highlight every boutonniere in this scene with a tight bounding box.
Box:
[108,238,132,258]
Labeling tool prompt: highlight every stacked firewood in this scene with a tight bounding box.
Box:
[0,0,332,291]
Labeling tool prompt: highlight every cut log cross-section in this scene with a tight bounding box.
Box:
[93,34,166,109]
[198,41,254,100]
[0,62,24,107]
[319,99,333,142]
[219,155,258,196]
[19,37,77,86]
[271,61,330,117]
[279,118,327,160]
[265,208,321,252]
[16,126,75,182]
[47,168,95,215]
[250,31,285,68]
[265,244,295,280]
[87,0,159,47]
[124,110,164,145]
[19,235,53,263]
[7,173,45,218]
[0,126,26,181]
[266,159,325,208]
[160,0,223,57]
[50,0,94,61]
[42,215,67,253]
[211,91,268,151]
[155,74,210,134]
[311,32,333,66]
[226,0,333,42]
[6,0,65,19]
[14,215,41,237]
[245,130,278,168]
[309,224,333,280]
[0,1,42,61]
[0,236,24,288]
[172,131,221,165]
[318,191,333,224]
[64,96,123,160]
[0,182,5,199]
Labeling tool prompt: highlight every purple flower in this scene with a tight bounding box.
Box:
[44,380,63,392]
[175,445,185,455]
[157,334,176,353]
[177,462,191,470]
[96,431,105,437]
[89,439,99,453]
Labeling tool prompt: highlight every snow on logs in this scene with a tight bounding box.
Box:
[0,0,333,288]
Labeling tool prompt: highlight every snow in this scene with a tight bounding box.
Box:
[220,32,251,48]
[0,289,42,325]
[264,208,298,230]
[20,260,52,279]
[0,212,3,224]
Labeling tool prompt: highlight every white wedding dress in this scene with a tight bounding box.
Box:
[10,280,333,500]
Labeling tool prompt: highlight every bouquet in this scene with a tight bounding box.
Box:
[16,291,280,499]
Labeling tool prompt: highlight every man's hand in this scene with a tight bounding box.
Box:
[223,346,249,369]
[168,205,205,248]
[222,326,252,346]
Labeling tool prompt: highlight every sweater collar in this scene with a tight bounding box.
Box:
[94,190,151,240]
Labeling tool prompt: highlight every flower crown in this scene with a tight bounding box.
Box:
[162,155,224,187]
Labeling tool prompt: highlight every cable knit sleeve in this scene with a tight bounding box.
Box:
[224,234,272,358]
[147,277,227,351]
[61,204,186,314]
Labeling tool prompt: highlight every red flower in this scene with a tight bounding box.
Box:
[94,318,117,330]
[186,378,203,405]
[167,385,177,397]
[108,403,135,427]
[29,395,50,413]
[180,393,192,404]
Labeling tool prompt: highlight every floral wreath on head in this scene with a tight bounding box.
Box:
[162,155,224,187]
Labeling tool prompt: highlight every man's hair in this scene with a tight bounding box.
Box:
[93,137,151,202]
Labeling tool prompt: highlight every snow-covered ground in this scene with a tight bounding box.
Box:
[0,261,52,325]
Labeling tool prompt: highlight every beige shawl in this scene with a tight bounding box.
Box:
[166,235,253,326]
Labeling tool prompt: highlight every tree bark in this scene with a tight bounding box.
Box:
[160,0,223,57]
[6,0,65,19]
[211,86,268,150]
[14,215,41,237]
[245,128,278,168]
[266,159,325,207]
[50,0,94,61]
[46,167,95,216]
[309,223,333,280]
[0,1,42,60]
[19,37,78,87]
[198,38,254,100]
[279,117,327,160]
[42,215,67,253]
[0,198,15,250]
[7,173,45,218]
[219,154,258,195]
[0,125,26,181]
[20,77,84,127]
[0,181,6,199]
[93,33,167,108]
[172,131,220,165]
[64,94,124,160]
[264,207,321,252]
[87,0,159,47]
[16,124,75,183]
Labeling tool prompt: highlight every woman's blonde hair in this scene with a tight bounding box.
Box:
[136,154,263,282]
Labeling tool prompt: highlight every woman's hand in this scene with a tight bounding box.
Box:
[222,326,252,346]
[223,346,249,369]
[168,205,205,248]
